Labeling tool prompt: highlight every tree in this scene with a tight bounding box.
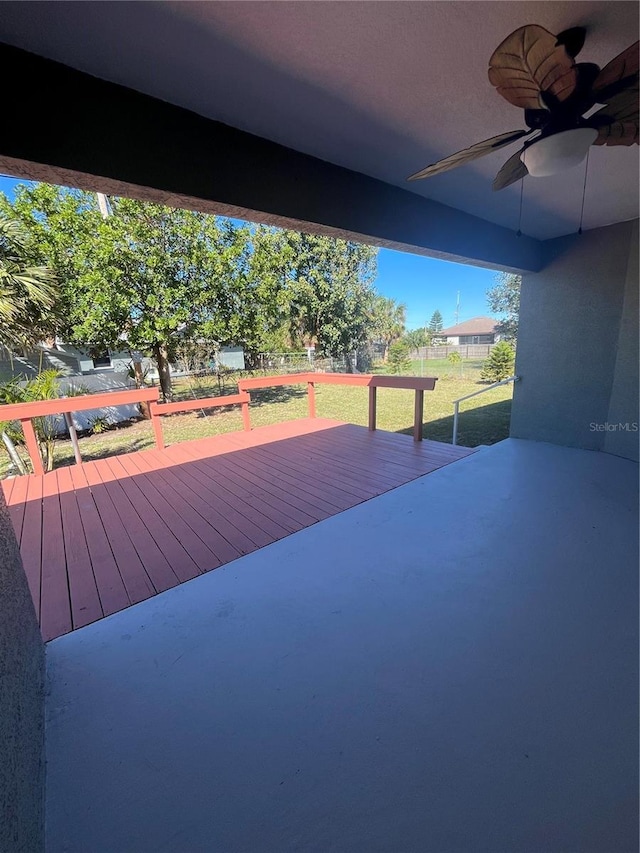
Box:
[282,232,378,370]
[372,296,406,361]
[487,272,521,342]
[428,310,443,334]
[447,350,463,377]
[4,187,263,400]
[387,340,411,375]
[480,341,515,382]
[4,186,380,389]
[0,215,57,351]
[403,327,431,350]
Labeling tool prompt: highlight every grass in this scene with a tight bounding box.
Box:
[0,359,512,478]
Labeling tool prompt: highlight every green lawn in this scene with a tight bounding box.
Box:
[0,360,512,477]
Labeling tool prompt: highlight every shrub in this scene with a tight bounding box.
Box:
[0,369,62,471]
[480,341,515,382]
[387,340,412,375]
[88,415,110,435]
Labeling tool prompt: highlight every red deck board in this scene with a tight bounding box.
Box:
[119,451,227,568]
[239,435,390,504]
[236,438,389,500]
[162,444,298,543]
[169,440,313,528]
[56,466,103,630]
[176,443,329,525]
[20,474,44,619]
[128,449,255,557]
[2,476,14,504]
[90,459,181,596]
[68,463,130,617]
[81,462,156,606]
[7,419,474,640]
[107,455,207,580]
[302,429,445,477]
[5,474,29,546]
[39,472,72,641]
[201,446,346,519]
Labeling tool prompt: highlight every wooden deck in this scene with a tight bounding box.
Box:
[2,419,475,641]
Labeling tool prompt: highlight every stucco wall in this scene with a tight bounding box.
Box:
[0,491,45,853]
[605,220,639,461]
[511,219,639,461]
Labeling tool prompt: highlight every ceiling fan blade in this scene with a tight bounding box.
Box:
[488,25,577,110]
[588,84,639,130]
[592,41,639,97]
[493,149,528,191]
[594,120,639,146]
[407,130,529,181]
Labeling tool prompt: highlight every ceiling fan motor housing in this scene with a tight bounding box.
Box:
[521,127,599,176]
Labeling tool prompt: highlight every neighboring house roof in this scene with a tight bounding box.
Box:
[438,317,498,336]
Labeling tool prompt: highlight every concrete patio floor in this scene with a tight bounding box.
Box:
[45,439,638,853]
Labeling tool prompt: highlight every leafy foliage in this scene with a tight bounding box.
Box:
[88,415,110,435]
[0,369,62,471]
[487,272,521,341]
[2,185,380,392]
[371,296,406,361]
[387,340,411,375]
[281,232,378,369]
[403,327,431,350]
[0,214,58,350]
[480,341,515,382]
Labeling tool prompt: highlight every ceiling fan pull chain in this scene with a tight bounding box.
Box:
[578,148,590,235]
[517,176,524,237]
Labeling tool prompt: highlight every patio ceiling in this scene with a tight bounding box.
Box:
[0,1,637,241]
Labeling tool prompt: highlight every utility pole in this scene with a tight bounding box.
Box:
[96,192,111,219]
[454,291,461,326]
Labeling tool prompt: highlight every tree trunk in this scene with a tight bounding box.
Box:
[132,358,151,419]
[382,342,389,363]
[344,351,354,373]
[153,343,173,402]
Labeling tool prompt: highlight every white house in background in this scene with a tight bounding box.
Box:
[437,316,501,345]
[0,343,246,382]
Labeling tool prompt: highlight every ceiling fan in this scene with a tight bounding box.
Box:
[408,25,639,190]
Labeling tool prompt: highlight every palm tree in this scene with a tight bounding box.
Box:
[0,215,57,351]
[372,296,407,362]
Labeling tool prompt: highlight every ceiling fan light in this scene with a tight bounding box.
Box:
[521,128,598,177]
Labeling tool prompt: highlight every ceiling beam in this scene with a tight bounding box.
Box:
[0,43,544,272]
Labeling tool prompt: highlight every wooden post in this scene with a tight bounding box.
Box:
[63,411,83,465]
[241,399,251,431]
[21,418,45,476]
[150,407,165,450]
[307,381,316,418]
[368,386,377,431]
[413,389,424,441]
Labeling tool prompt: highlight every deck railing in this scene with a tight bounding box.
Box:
[238,372,437,441]
[0,388,159,476]
[452,375,519,445]
[2,372,438,475]
[150,392,251,449]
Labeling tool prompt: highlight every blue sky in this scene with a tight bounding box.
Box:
[0,175,499,330]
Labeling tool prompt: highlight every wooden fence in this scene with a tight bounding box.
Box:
[411,344,495,360]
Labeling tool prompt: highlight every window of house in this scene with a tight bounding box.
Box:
[91,350,111,368]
